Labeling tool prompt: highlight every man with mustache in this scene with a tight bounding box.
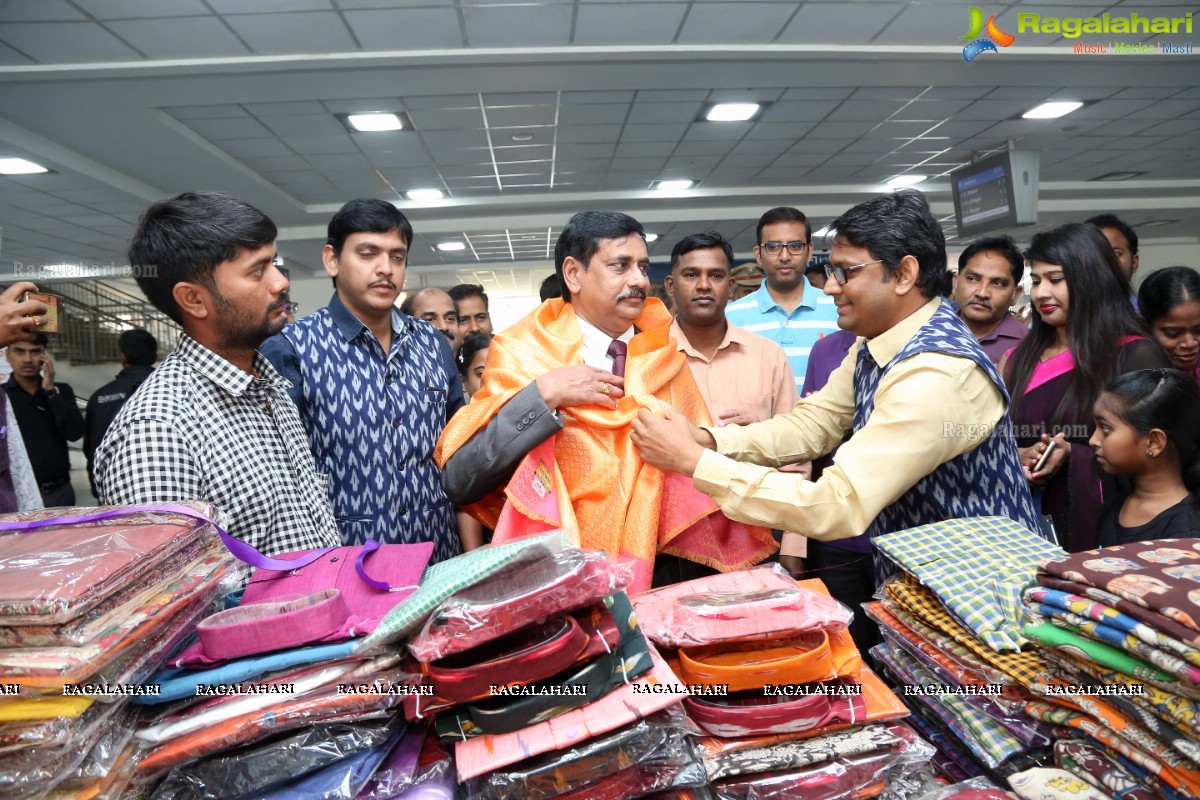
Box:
[94,192,340,555]
[438,212,775,590]
[261,199,464,560]
[950,235,1028,365]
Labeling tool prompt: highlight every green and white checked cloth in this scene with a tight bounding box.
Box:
[874,516,1065,652]
[355,532,565,652]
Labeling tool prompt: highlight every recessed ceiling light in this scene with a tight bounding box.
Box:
[644,233,659,242]
[436,241,466,252]
[1138,219,1176,228]
[813,225,833,239]
[704,103,762,122]
[346,113,404,132]
[406,188,444,201]
[1090,171,1145,182]
[511,133,534,142]
[653,180,696,191]
[1022,101,1083,119]
[0,157,48,174]
[887,174,927,187]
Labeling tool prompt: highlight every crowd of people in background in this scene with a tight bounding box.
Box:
[1,192,1198,626]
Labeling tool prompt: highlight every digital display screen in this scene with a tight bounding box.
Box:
[956,164,1010,227]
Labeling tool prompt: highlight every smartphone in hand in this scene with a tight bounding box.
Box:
[20,292,60,333]
[1033,439,1059,474]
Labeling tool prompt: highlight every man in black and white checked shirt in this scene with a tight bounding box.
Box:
[94,192,340,555]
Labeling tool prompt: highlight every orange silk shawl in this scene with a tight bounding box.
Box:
[435,298,776,592]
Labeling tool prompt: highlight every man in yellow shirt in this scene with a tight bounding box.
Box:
[633,190,1040,602]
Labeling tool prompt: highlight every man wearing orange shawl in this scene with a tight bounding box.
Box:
[437,211,775,592]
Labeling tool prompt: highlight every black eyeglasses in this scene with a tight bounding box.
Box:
[823,260,884,286]
[759,241,809,256]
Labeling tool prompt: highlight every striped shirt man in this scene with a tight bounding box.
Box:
[725,282,842,392]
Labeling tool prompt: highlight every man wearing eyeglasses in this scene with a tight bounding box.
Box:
[724,208,841,397]
[633,190,1040,617]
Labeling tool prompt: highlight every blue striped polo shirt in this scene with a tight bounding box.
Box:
[724,283,843,390]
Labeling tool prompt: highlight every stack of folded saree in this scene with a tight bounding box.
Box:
[0,502,235,800]
[867,516,1066,784]
[374,536,711,800]
[633,564,923,799]
[130,535,444,800]
[1017,539,1200,799]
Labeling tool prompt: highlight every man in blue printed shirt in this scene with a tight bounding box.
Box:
[724,207,841,393]
[261,199,465,561]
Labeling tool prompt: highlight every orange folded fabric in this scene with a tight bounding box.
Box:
[435,298,775,591]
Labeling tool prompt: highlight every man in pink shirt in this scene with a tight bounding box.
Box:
[665,232,798,426]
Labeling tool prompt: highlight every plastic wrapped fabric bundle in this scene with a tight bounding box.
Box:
[353,723,429,799]
[149,719,400,800]
[359,534,568,652]
[701,723,903,783]
[633,565,852,648]
[682,680,867,739]
[409,548,631,663]
[460,710,689,800]
[253,722,408,800]
[357,730,454,800]
[0,502,224,625]
[135,667,411,777]
[550,734,707,800]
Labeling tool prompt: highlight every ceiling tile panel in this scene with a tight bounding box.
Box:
[676,2,799,43]
[463,5,572,46]
[223,11,357,55]
[573,3,689,45]
[1,21,145,62]
[342,8,464,49]
[105,17,251,58]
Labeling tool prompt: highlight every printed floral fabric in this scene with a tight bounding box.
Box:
[701,723,900,782]
[1040,541,1200,642]
[1007,766,1116,799]
[1038,574,1200,650]
[1055,738,1165,800]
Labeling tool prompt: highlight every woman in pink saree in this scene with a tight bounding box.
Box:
[1001,223,1169,552]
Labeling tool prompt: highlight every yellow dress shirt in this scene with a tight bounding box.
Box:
[692,297,1008,540]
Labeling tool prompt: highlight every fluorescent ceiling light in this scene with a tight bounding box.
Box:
[436,241,466,252]
[887,174,927,187]
[644,233,659,242]
[406,188,444,201]
[813,226,833,239]
[654,180,695,191]
[706,103,761,122]
[347,113,404,132]
[1022,101,1083,119]
[1138,219,1176,228]
[0,157,48,174]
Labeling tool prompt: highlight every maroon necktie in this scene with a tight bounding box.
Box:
[607,339,627,378]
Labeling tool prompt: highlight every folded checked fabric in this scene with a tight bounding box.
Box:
[683,679,866,739]
[460,711,685,800]
[0,502,220,625]
[873,516,1064,652]
[148,719,399,800]
[1029,602,1200,685]
[1024,699,1200,797]
[700,722,900,782]
[452,643,683,781]
[1038,573,1200,650]
[886,577,1049,686]
[134,669,409,777]
[903,702,988,782]
[408,548,627,663]
[140,640,358,704]
[1024,622,1175,683]
[174,542,434,668]
[872,643,1029,771]
[1007,767,1115,800]
[1027,587,1200,667]
[1055,738,1163,800]
[631,565,851,648]
[357,533,566,652]
[0,548,230,684]
[428,593,652,739]
[1040,541,1200,640]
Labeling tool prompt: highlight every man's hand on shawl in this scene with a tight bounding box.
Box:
[536,365,624,410]
[631,406,713,477]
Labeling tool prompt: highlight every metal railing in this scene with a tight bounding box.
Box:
[45,281,180,365]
